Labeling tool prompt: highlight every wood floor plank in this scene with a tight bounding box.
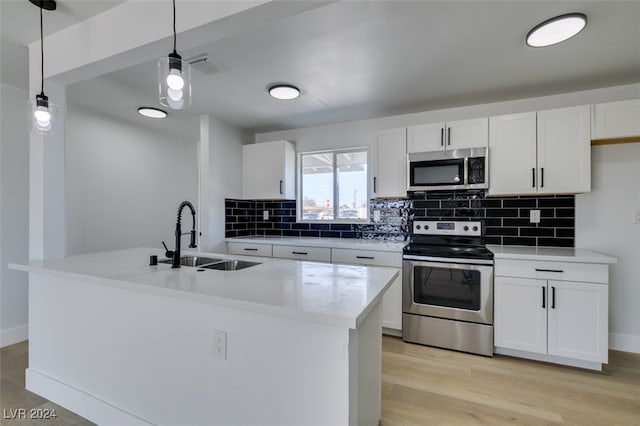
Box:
[381,336,640,426]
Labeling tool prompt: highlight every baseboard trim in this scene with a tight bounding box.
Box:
[495,347,602,371]
[0,324,28,348]
[25,369,153,426]
[609,333,640,354]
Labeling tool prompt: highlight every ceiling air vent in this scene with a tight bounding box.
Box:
[186,54,228,75]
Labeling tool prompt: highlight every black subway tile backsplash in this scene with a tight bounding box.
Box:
[225,192,575,247]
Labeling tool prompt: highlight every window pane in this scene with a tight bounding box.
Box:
[336,151,368,220]
[302,153,334,221]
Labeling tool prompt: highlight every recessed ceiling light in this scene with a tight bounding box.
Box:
[526,13,587,47]
[137,107,167,119]
[268,85,300,100]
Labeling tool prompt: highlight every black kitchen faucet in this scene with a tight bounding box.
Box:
[163,201,197,268]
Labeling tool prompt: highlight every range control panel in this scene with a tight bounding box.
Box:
[412,220,482,236]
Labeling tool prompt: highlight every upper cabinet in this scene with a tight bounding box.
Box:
[488,105,591,196]
[243,140,296,200]
[373,128,407,198]
[407,118,488,153]
[592,99,640,140]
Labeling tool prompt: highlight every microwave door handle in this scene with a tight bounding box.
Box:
[463,158,469,185]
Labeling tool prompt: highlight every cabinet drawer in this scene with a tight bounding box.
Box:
[331,248,402,267]
[495,259,608,284]
[227,242,272,257]
[272,245,331,262]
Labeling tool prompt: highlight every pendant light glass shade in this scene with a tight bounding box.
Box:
[29,94,57,134]
[158,0,191,110]
[158,53,192,109]
[29,1,57,135]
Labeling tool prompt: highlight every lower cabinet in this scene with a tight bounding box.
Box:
[227,241,403,333]
[494,259,609,369]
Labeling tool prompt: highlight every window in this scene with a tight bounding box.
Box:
[300,149,368,222]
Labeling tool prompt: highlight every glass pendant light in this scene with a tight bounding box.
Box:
[158,0,191,109]
[28,0,58,135]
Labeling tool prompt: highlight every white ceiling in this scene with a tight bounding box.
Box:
[4,1,640,135]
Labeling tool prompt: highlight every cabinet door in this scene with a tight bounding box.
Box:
[382,274,402,331]
[407,122,445,153]
[537,105,591,194]
[375,128,407,198]
[243,141,294,199]
[547,280,608,363]
[592,99,640,139]
[494,276,547,354]
[488,112,537,196]
[446,118,488,150]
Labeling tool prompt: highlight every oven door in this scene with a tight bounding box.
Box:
[402,259,493,324]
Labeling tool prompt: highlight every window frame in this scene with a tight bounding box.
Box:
[298,147,370,223]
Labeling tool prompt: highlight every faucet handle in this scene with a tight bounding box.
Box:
[162,241,174,258]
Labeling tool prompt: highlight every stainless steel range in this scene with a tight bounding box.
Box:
[402,220,494,356]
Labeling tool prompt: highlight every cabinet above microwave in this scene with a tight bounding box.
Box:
[407,118,488,153]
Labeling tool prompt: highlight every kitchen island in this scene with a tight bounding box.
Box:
[10,248,399,426]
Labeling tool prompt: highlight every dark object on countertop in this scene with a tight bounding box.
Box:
[163,201,197,268]
[149,255,158,266]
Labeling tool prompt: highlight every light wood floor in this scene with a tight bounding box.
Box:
[1,338,639,425]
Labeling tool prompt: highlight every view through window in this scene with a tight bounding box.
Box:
[301,149,368,221]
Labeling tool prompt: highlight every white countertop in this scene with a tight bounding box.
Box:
[487,245,617,264]
[225,236,407,252]
[10,248,399,329]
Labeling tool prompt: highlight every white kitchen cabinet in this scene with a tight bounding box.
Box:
[407,118,488,153]
[592,99,640,140]
[243,140,295,200]
[494,276,547,355]
[488,112,537,196]
[331,248,402,332]
[494,258,609,370]
[227,242,272,257]
[373,128,407,198]
[488,105,591,196]
[537,105,591,194]
[272,245,331,262]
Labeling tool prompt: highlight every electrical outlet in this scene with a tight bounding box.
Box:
[213,330,227,360]
[373,210,381,222]
[263,210,269,221]
[634,209,640,224]
[530,209,541,224]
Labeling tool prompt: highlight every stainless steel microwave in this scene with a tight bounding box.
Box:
[407,147,488,191]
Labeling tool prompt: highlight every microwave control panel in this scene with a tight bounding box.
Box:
[467,157,486,184]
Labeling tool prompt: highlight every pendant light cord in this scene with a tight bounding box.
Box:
[172,0,177,53]
[40,5,44,95]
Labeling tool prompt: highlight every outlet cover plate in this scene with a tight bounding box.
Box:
[530,209,541,224]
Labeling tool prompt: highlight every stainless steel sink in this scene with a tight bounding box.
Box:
[203,260,261,271]
[159,255,223,267]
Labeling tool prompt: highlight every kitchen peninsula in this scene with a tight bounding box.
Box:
[10,248,399,426]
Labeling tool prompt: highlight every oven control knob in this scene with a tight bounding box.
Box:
[463,226,469,231]
[416,224,421,230]
[473,226,479,232]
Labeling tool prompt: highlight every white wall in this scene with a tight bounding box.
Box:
[576,144,640,353]
[65,106,198,255]
[256,84,640,152]
[0,83,30,347]
[199,114,246,253]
